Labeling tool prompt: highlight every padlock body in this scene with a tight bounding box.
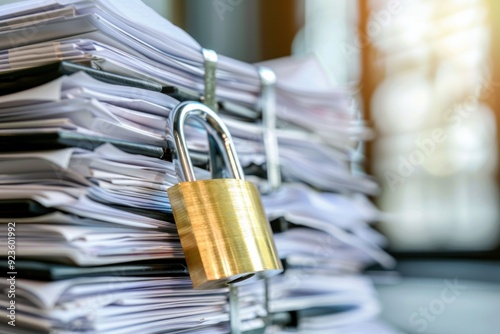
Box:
[168,178,283,289]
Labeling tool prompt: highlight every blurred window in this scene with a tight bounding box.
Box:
[298,0,500,252]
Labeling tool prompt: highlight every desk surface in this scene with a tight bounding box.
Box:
[374,260,500,334]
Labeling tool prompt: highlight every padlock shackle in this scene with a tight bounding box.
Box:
[169,101,245,183]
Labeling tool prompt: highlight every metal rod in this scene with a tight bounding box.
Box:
[258,67,280,332]
[201,48,223,176]
[264,278,272,329]
[202,48,218,112]
[258,67,281,192]
[229,284,241,334]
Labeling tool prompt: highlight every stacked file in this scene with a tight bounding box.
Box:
[0,74,269,333]
[0,0,397,333]
[0,0,360,144]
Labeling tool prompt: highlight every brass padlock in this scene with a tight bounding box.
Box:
[167,101,283,290]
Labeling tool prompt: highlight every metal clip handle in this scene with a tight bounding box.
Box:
[258,67,281,192]
[202,48,224,177]
[168,101,244,183]
[202,48,218,112]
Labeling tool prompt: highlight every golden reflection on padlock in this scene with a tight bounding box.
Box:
[167,101,283,290]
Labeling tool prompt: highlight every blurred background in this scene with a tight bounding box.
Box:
[2,0,498,332]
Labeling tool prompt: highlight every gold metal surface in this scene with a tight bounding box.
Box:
[168,179,283,290]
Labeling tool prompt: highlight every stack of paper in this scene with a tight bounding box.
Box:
[0,0,363,149]
[0,76,268,332]
[0,0,397,333]
[0,276,266,333]
[0,0,375,190]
